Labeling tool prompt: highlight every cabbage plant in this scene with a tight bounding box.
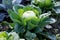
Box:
[8,5,56,40]
[0,31,20,40]
[32,0,54,9]
[0,31,8,40]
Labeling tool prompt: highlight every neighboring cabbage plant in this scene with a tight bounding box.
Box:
[0,31,8,40]
[0,31,20,40]
[32,0,54,9]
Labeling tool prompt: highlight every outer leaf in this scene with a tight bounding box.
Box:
[39,12,51,27]
[9,23,15,29]
[0,13,5,22]
[8,9,20,20]
[39,32,56,40]
[14,23,25,33]
[12,0,22,5]
[54,6,60,14]
[25,31,36,40]
[46,18,56,24]
[54,2,60,14]
[2,0,12,9]
[13,4,24,14]
[12,19,21,24]
[33,27,43,33]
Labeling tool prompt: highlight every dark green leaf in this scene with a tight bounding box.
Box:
[25,31,36,40]
[14,23,25,33]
